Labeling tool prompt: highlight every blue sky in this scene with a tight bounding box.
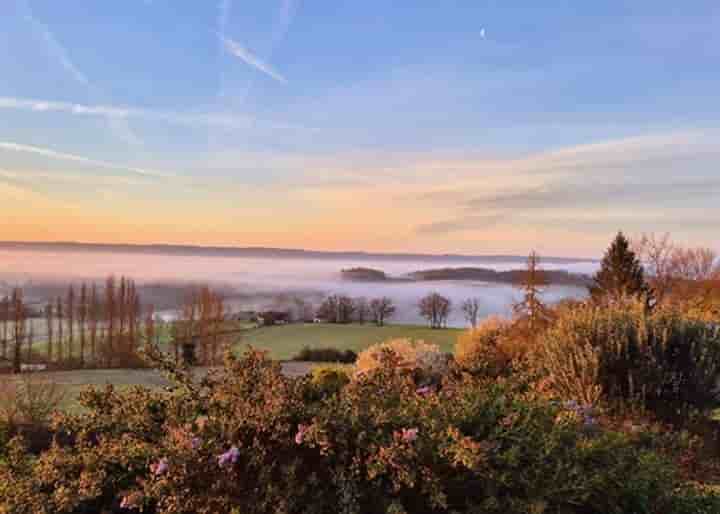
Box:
[1,0,719,256]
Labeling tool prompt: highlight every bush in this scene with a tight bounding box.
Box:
[455,316,525,378]
[534,300,720,420]
[310,364,351,396]
[356,339,449,384]
[293,346,358,363]
[0,376,65,427]
[1,349,718,514]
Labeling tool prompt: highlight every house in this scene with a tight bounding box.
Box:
[257,310,291,326]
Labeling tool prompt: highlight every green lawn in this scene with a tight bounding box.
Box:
[233,323,465,360]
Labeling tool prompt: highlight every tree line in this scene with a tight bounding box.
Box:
[0,277,231,373]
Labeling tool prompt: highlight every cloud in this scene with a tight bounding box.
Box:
[416,215,504,235]
[221,36,287,83]
[0,96,310,132]
[0,142,172,179]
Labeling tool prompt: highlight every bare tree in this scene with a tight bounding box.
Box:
[1,295,9,361]
[66,285,75,361]
[79,283,88,367]
[513,251,551,332]
[633,232,675,304]
[317,295,356,324]
[355,297,369,324]
[419,292,451,329]
[45,302,54,363]
[11,288,26,374]
[89,284,99,364]
[55,296,64,363]
[670,246,717,281]
[461,298,481,329]
[370,297,396,326]
[105,276,116,366]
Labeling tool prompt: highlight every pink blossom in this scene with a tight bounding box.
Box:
[218,446,241,468]
[295,424,310,445]
[191,437,202,450]
[416,386,433,396]
[150,457,169,476]
[401,428,419,443]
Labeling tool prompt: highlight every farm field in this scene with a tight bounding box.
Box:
[233,323,464,360]
[6,362,316,413]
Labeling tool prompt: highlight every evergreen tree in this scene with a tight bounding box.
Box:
[590,232,649,303]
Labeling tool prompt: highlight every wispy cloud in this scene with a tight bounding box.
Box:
[0,142,172,179]
[416,215,504,235]
[24,13,88,85]
[221,36,287,83]
[0,96,311,132]
[22,4,144,148]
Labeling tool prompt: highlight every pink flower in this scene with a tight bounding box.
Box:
[416,386,433,396]
[295,424,310,445]
[401,428,419,443]
[218,446,241,468]
[150,457,169,476]
[191,437,202,450]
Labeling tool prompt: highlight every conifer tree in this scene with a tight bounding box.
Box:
[590,231,649,303]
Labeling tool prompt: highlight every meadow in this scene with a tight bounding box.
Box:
[235,322,463,360]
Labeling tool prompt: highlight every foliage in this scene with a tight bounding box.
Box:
[534,300,720,420]
[356,339,449,384]
[455,316,521,378]
[0,375,65,427]
[590,231,650,304]
[293,346,358,363]
[2,349,714,514]
[310,364,351,396]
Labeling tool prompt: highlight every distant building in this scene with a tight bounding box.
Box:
[257,310,291,326]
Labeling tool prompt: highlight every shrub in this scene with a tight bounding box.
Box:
[455,316,525,377]
[1,349,718,514]
[310,364,351,396]
[535,300,720,420]
[293,346,358,363]
[356,339,449,384]
[0,376,65,427]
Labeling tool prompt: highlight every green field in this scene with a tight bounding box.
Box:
[233,323,465,360]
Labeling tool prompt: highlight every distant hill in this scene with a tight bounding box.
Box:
[341,267,389,281]
[407,267,592,287]
[0,241,597,264]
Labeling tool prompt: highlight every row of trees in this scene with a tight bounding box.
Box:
[0,276,148,372]
[0,278,231,372]
[316,295,396,326]
[171,286,228,366]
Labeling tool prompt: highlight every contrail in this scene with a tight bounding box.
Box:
[0,141,172,179]
[221,36,288,83]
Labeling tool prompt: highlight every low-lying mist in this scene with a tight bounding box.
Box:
[0,249,598,328]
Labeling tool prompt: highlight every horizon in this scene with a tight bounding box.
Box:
[2,1,719,255]
[0,239,599,261]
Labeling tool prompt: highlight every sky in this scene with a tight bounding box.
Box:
[1,1,719,258]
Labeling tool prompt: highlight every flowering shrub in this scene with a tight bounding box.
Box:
[0,348,717,513]
[356,339,449,384]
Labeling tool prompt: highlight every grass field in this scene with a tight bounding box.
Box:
[233,323,465,360]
